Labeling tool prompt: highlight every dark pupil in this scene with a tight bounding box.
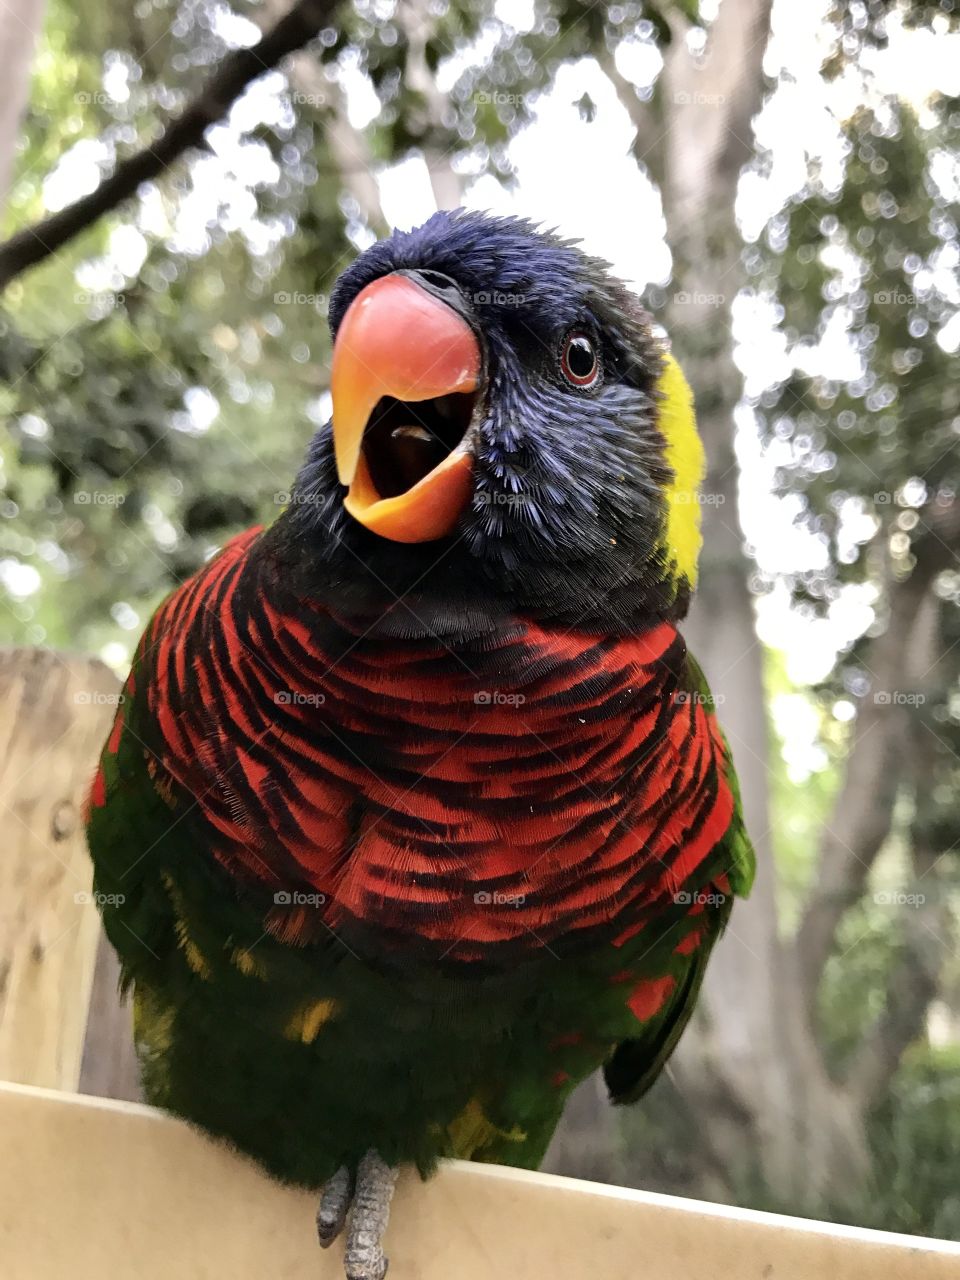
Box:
[567,337,595,378]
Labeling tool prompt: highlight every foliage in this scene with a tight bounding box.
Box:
[867,1044,960,1238]
[0,0,679,659]
[757,80,960,967]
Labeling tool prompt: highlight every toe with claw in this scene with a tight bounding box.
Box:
[316,1150,398,1280]
[317,1165,353,1248]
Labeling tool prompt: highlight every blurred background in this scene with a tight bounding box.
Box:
[1,0,959,1242]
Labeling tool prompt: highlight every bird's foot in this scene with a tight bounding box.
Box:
[316,1149,398,1280]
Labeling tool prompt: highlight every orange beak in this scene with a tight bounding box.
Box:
[330,273,481,543]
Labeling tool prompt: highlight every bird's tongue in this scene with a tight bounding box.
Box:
[382,425,443,496]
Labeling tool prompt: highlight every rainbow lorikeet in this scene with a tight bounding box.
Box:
[86,211,754,1279]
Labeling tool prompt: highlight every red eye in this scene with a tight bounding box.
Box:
[560,331,600,388]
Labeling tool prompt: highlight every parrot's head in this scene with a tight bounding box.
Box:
[282,210,705,631]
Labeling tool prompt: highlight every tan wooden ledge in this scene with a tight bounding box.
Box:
[1,1081,959,1280]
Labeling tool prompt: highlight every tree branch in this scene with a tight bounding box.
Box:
[0,0,340,292]
[594,43,663,187]
[0,0,47,215]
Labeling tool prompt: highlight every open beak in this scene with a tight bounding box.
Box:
[330,272,481,543]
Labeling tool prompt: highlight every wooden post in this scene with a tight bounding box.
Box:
[78,932,141,1101]
[0,647,119,1089]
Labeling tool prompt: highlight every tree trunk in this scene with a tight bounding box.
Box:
[656,0,880,1209]
[0,0,46,215]
[396,0,462,211]
[542,1074,624,1185]
[548,0,825,1199]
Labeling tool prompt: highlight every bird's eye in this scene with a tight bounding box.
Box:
[560,331,600,389]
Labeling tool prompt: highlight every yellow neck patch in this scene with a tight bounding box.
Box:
[655,351,704,587]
